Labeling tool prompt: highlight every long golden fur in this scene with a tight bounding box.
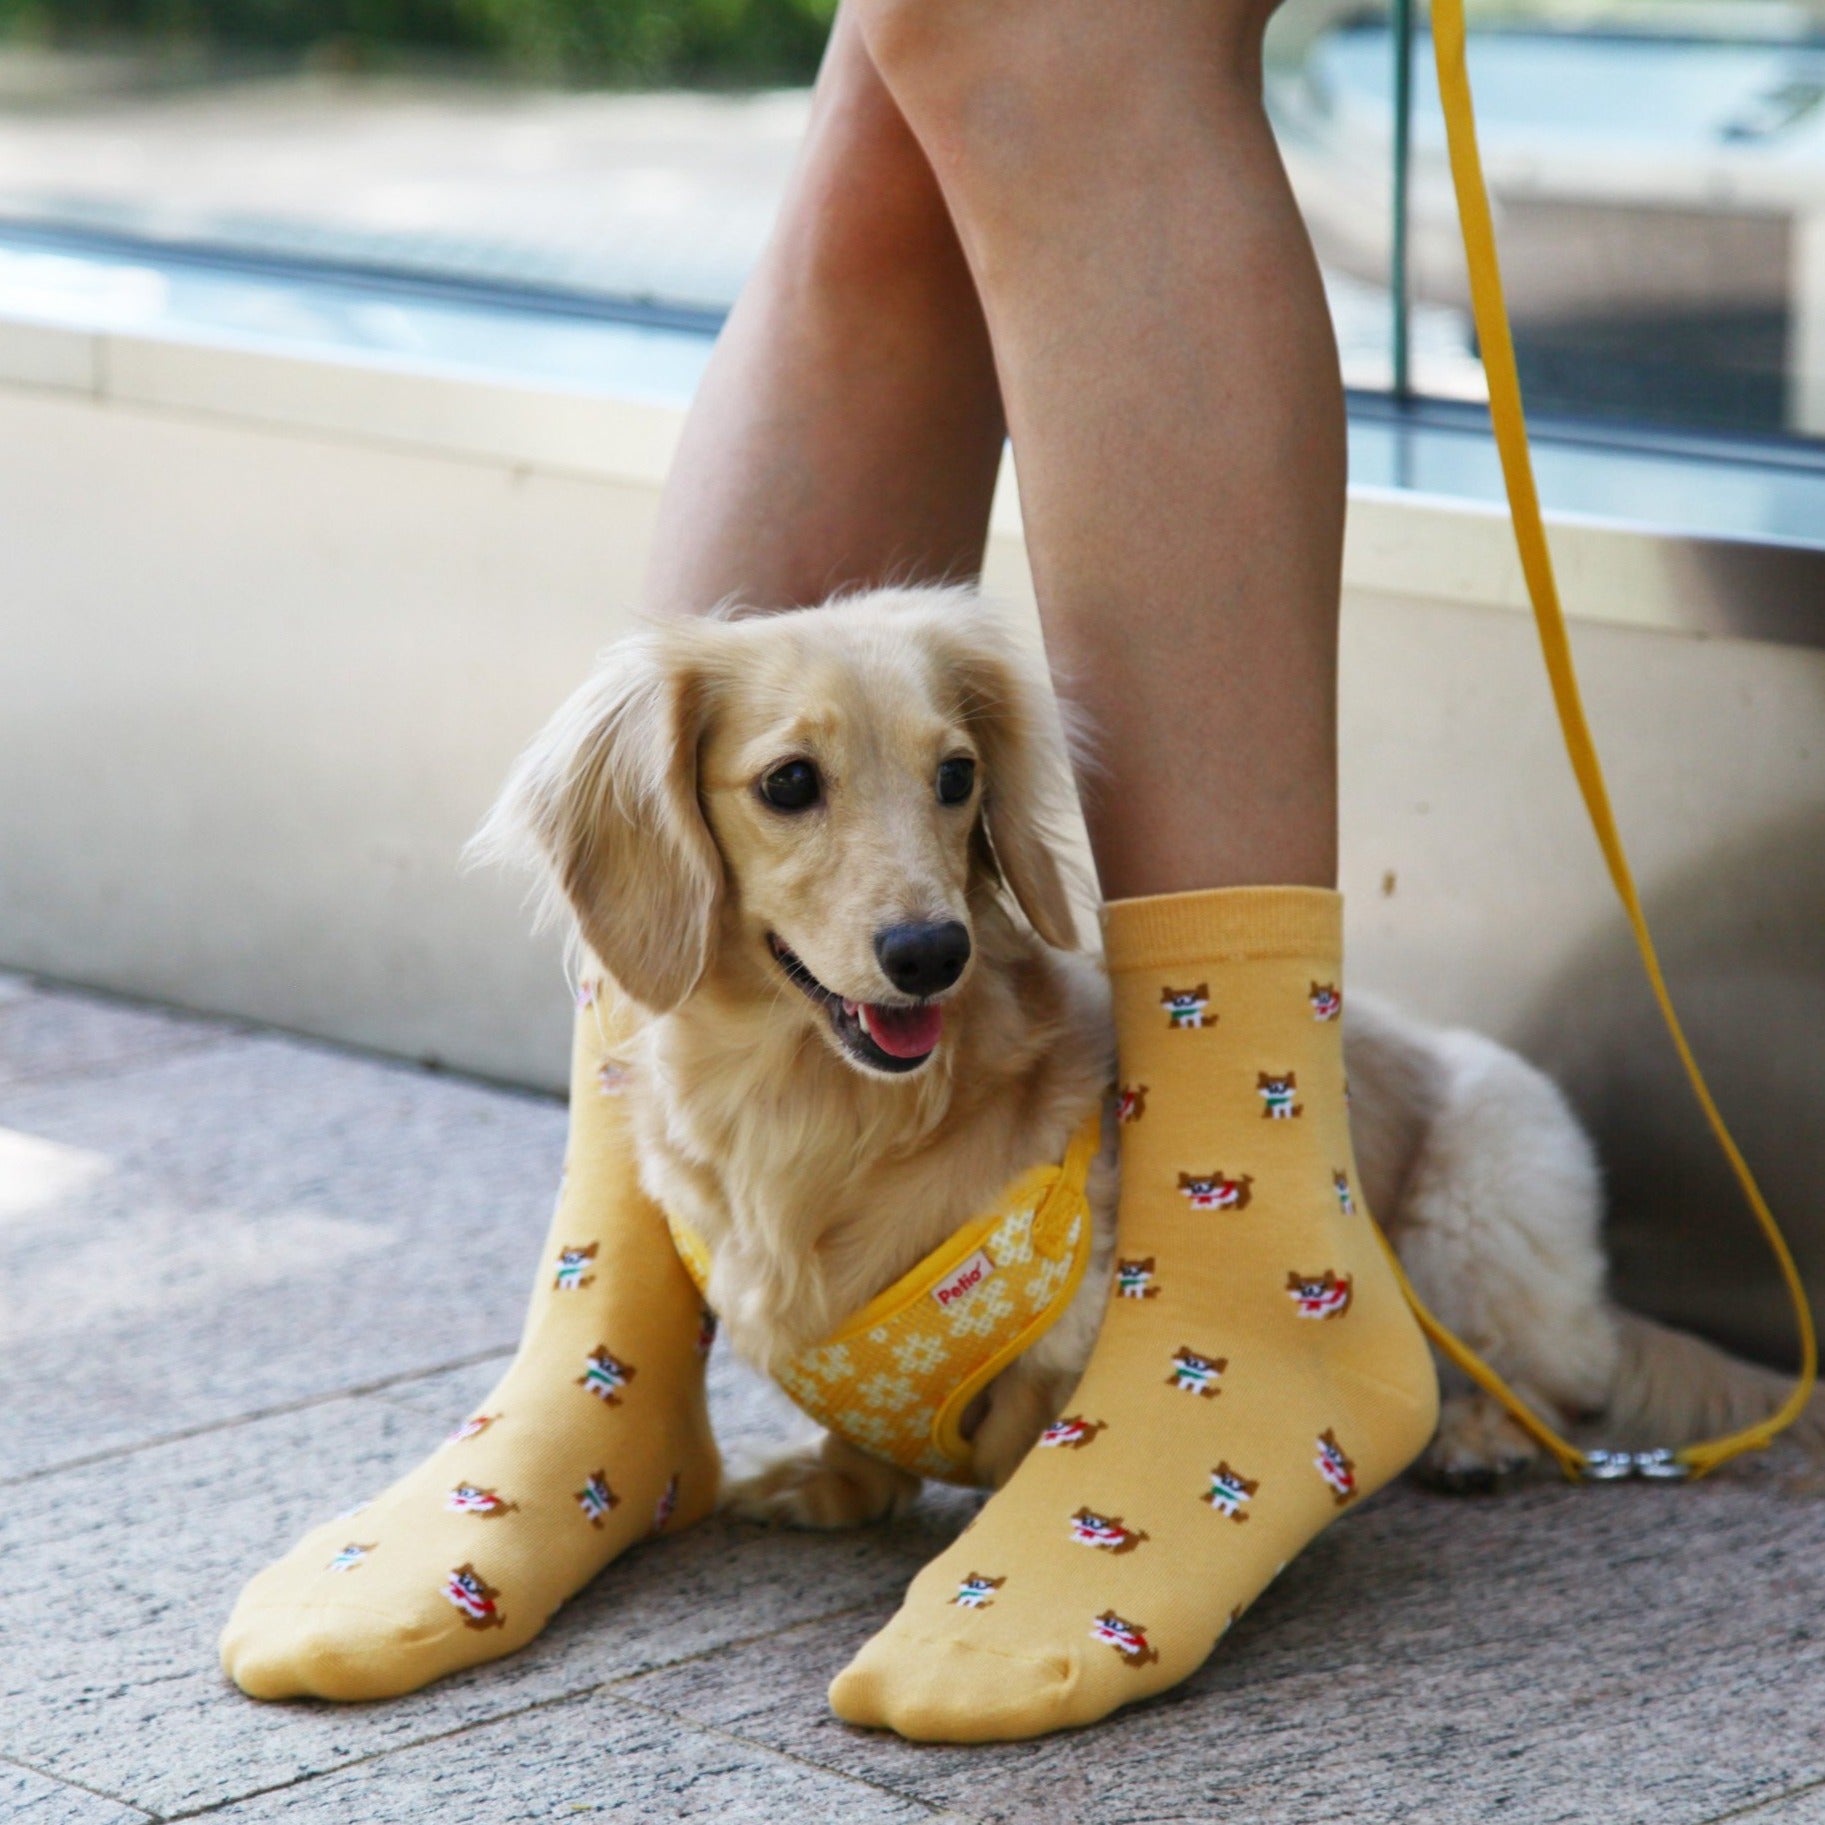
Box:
[479,586,1818,1523]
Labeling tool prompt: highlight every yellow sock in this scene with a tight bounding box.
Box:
[220,982,719,1701]
[829,887,1437,1741]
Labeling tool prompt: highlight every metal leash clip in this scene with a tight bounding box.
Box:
[1582,1448,1688,1482]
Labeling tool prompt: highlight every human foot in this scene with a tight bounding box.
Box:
[828,888,1437,1740]
[220,989,719,1700]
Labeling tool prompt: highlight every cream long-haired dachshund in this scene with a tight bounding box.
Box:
[479,586,1813,1524]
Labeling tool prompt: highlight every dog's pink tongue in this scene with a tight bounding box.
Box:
[860,1002,944,1059]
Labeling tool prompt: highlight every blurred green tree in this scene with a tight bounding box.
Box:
[0,0,837,81]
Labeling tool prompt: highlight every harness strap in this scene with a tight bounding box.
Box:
[667,1111,1103,1485]
[1394,0,1818,1481]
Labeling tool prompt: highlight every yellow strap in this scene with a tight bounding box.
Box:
[1412,0,1818,1480]
[666,1111,1102,1347]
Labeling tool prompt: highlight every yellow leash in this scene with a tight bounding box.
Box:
[1374,0,1819,1482]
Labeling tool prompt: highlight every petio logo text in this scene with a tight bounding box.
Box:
[932,1249,997,1310]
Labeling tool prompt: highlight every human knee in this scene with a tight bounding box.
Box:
[856,0,1279,173]
[778,17,964,292]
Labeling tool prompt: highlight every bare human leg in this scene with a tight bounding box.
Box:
[220,13,1007,1701]
[855,0,1345,896]
[645,5,1005,617]
[826,0,1437,1741]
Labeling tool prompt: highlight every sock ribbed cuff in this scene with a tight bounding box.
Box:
[1100,886,1341,973]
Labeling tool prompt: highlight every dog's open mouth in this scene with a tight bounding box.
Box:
[766,934,944,1074]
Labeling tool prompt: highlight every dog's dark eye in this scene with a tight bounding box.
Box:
[936,758,976,806]
[759,760,821,812]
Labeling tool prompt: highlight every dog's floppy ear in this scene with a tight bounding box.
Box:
[474,624,722,1012]
[938,611,1085,951]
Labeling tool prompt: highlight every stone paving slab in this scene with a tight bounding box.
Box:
[1740,1785,1825,1824]
[353,1350,516,1422]
[199,1691,944,1824]
[1,1763,153,1824]
[2,1024,565,1477]
[7,978,1822,1824]
[0,1364,969,1818]
[0,975,228,1088]
[621,1458,1825,1825]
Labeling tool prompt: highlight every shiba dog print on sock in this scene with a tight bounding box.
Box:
[1091,1611,1160,1668]
[1116,1256,1160,1299]
[443,1563,505,1630]
[1178,1170,1254,1212]
[1039,1414,1106,1449]
[445,1483,516,1517]
[1167,1346,1228,1396]
[1161,984,1212,1029]
[577,1471,618,1527]
[1117,1084,1148,1123]
[1315,1429,1358,1505]
[1286,1270,1353,1320]
[444,1413,497,1447]
[651,1473,680,1534]
[1333,1170,1355,1216]
[326,1542,374,1571]
[553,1243,598,1291]
[1257,1071,1303,1118]
[952,1573,1004,1609]
[577,1347,636,1404]
[1309,981,1342,1021]
[1204,1462,1259,1521]
[1069,1508,1149,1554]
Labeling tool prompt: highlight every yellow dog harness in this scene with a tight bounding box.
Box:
[667,1112,1102,1485]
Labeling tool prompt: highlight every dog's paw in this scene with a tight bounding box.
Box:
[722,1438,920,1530]
[1413,1392,1543,1495]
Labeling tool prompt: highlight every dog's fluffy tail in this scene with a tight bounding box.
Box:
[1603,1308,1823,1455]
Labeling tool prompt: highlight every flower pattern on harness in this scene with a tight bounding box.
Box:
[672,1115,1102,1485]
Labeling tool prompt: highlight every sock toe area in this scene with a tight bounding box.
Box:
[220,1600,462,1702]
[829,1627,1080,1743]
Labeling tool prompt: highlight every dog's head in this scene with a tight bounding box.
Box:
[477,587,1082,1078]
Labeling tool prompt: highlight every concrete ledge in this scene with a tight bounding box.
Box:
[2,314,1821,1358]
[4,303,1822,646]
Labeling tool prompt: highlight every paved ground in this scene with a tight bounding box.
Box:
[5,970,1825,1825]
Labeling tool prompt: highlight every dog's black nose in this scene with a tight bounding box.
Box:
[875,921,971,997]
